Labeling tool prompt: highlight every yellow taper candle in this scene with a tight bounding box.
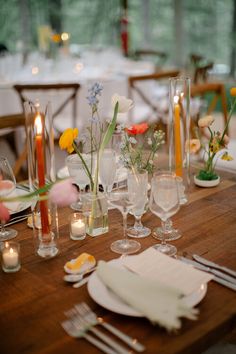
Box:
[174,96,183,177]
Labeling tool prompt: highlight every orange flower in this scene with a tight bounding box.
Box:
[59,128,78,153]
[126,123,149,135]
[230,87,236,97]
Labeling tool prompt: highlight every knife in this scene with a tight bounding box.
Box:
[180,257,236,291]
[193,254,236,279]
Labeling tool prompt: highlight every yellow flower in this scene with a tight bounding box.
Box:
[59,128,78,153]
[185,139,201,154]
[230,87,236,97]
[221,152,233,161]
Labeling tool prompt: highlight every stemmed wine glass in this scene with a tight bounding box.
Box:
[149,171,180,257]
[152,176,187,241]
[66,154,91,210]
[99,149,116,196]
[108,188,141,255]
[127,169,150,238]
[0,157,18,241]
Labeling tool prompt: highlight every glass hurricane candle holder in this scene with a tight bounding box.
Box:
[1,241,21,273]
[24,101,59,258]
[69,213,86,240]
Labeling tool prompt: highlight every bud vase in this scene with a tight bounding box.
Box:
[24,101,59,258]
[82,192,108,237]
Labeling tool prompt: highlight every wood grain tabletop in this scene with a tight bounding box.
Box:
[0,173,236,354]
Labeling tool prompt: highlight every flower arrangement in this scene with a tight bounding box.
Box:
[120,123,165,174]
[59,83,133,193]
[188,87,236,181]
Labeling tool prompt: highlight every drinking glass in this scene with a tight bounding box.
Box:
[149,171,180,256]
[0,157,18,240]
[99,149,116,195]
[108,188,141,255]
[127,169,150,238]
[66,154,91,210]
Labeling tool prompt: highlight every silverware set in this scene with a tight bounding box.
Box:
[180,254,236,291]
[5,213,31,227]
[61,302,145,354]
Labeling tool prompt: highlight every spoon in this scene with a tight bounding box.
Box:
[63,267,96,283]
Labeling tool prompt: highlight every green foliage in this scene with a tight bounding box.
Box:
[196,170,219,181]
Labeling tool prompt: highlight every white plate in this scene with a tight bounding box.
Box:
[87,258,207,317]
[57,166,127,184]
[4,186,32,215]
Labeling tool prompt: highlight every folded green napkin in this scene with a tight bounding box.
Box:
[97,260,198,331]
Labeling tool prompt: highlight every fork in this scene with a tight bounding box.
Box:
[61,320,117,354]
[65,308,130,354]
[75,302,145,352]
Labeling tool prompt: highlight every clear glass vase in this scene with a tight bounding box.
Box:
[82,192,108,237]
[24,101,59,258]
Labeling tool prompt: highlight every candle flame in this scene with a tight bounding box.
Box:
[35,114,43,135]
[9,248,14,254]
[174,95,179,104]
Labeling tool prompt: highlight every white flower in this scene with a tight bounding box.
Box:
[111,94,133,113]
[198,115,214,128]
[147,137,152,145]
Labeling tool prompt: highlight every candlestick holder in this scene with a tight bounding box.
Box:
[169,77,191,198]
[153,77,190,243]
[24,101,59,259]
[1,241,21,273]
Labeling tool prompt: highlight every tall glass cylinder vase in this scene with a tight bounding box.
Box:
[169,77,191,204]
[24,101,59,258]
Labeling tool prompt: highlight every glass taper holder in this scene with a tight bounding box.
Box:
[25,101,59,258]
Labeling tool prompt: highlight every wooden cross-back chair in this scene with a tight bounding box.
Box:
[0,113,27,180]
[134,49,168,68]
[190,82,228,138]
[13,83,80,137]
[128,70,180,131]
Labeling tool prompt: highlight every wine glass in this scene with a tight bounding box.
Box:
[127,169,150,238]
[0,157,18,241]
[99,149,116,195]
[108,188,141,255]
[149,171,180,256]
[66,154,91,210]
[152,176,187,241]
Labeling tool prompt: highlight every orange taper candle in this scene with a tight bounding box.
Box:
[35,113,50,236]
[174,96,183,177]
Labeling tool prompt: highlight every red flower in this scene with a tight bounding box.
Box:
[0,202,10,222]
[126,123,149,135]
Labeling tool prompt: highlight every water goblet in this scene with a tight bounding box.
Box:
[152,176,186,241]
[149,171,180,257]
[127,169,150,238]
[108,188,141,255]
[99,149,116,196]
[0,157,18,241]
[66,154,91,211]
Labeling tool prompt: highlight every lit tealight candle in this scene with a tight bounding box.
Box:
[1,242,20,272]
[70,214,86,240]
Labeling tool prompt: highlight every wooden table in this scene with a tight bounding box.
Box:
[0,175,236,354]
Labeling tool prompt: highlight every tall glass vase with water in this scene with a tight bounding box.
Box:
[0,157,18,240]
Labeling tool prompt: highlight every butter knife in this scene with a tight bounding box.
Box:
[193,254,236,279]
[180,257,236,291]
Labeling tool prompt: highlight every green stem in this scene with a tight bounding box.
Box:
[73,142,94,190]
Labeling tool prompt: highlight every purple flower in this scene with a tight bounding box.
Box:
[49,179,78,207]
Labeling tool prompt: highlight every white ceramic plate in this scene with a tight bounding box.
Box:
[87,258,207,317]
[4,186,32,215]
[57,166,128,184]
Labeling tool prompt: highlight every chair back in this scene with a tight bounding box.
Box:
[13,83,80,135]
[0,113,27,179]
[128,70,180,129]
[190,82,228,137]
[134,49,168,68]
